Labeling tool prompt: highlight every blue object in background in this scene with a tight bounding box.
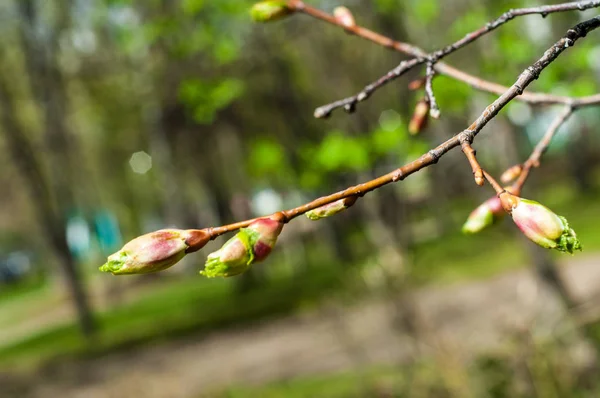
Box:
[94,210,123,256]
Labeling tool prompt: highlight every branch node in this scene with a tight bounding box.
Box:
[458,130,475,144]
[428,148,443,163]
[344,102,356,113]
[392,169,404,182]
[514,84,524,95]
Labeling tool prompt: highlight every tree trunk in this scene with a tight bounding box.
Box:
[0,75,96,337]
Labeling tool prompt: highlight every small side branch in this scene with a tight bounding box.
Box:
[513,105,574,191]
[460,134,484,186]
[290,0,600,117]
[314,58,421,118]
[424,62,440,119]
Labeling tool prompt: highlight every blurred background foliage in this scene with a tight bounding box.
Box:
[1,0,600,397]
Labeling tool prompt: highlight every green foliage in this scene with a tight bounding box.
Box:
[178,78,244,124]
[181,0,206,15]
[450,8,487,38]
[248,138,287,176]
[429,76,473,113]
[312,131,370,172]
[412,0,440,24]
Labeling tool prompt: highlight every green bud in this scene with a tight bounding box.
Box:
[306,196,357,220]
[462,196,504,234]
[201,217,284,278]
[202,229,254,278]
[250,1,293,22]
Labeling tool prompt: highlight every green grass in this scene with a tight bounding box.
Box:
[220,366,404,398]
[0,274,46,304]
[2,181,599,371]
[218,326,600,398]
[0,267,343,369]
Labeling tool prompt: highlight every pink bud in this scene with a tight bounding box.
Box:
[511,198,581,253]
[246,217,284,261]
[201,217,284,278]
[462,196,504,234]
[333,6,355,28]
[100,229,193,275]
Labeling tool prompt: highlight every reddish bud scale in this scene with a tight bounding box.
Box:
[409,99,430,135]
[408,78,426,91]
[253,241,273,261]
[184,229,211,253]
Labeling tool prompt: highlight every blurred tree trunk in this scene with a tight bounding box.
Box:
[0,76,95,337]
[13,0,96,336]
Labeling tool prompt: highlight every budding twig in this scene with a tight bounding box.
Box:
[460,137,484,186]
[189,17,600,244]
[313,58,421,118]
[288,0,600,117]
[513,105,574,191]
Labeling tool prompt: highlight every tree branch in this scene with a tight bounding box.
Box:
[185,15,600,251]
[288,0,600,117]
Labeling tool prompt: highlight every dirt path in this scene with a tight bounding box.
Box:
[6,255,600,398]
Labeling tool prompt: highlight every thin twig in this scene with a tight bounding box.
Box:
[513,105,574,191]
[424,62,440,119]
[460,139,484,186]
[289,0,600,117]
[186,17,600,250]
[483,170,505,195]
[314,58,421,118]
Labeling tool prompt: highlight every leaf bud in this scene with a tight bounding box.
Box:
[201,217,284,278]
[306,196,357,220]
[251,1,294,22]
[462,196,505,234]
